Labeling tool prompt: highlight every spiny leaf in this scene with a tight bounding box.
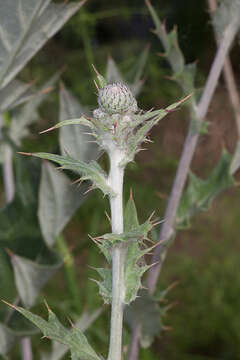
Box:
[2,303,102,360]
[122,94,191,165]
[40,118,95,134]
[125,289,167,349]
[177,151,234,229]
[95,194,157,304]
[21,152,115,197]
[40,308,102,360]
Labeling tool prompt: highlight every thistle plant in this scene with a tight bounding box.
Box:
[4,70,189,360]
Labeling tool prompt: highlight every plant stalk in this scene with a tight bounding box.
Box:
[128,10,240,360]
[107,147,125,360]
[20,338,33,360]
[208,0,240,139]
[146,13,240,294]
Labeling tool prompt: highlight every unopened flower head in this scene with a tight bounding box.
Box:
[97,83,138,115]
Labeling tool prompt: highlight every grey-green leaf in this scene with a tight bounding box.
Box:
[0,79,35,112]
[59,84,99,162]
[38,161,86,247]
[31,152,114,196]
[9,305,102,360]
[9,72,61,146]
[177,151,234,229]
[11,249,62,308]
[40,308,102,360]
[0,0,85,88]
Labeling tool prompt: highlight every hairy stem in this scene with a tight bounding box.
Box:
[107,147,125,360]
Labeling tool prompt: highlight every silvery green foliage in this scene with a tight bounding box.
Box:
[26,75,188,307]
[0,1,88,356]
[59,84,99,162]
[0,0,85,89]
[213,0,240,39]
[177,151,235,229]
[40,309,102,360]
[125,288,170,349]
[6,303,102,360]
[38,162,86,248]
[10,72,188,359]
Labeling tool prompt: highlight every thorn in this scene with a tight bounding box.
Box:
[162,325,172,332]
[164,75,175,81]
[148,261,159,269]
[84,186,95,195]
[44,299,51,312]
[164,301,178,312]
[165,108,179,114]
[92,64,100,76]
[67,316,75,328]
[40,86,55,95]
[93,79,99,92]
[72,177,83,185]
[105,211,111,224]
[157,52,166,57]
[88,234,100,245]
[5,248,14,257]
[39,125,56,134]
[1,299,17,310]
[156,191,168,200]
[152,220,164,227]
[17,151,32,156]
[166,280,179,292]
[148,210,155,221]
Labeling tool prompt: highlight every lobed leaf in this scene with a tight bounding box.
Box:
[26,152,115,197]
[95,194,156,304]
[40,308,102,360]
[125,289,165,349]
[4,304,102,360]
[177,151,234,229]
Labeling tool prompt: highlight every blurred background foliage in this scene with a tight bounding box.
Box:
[2,0,240,359]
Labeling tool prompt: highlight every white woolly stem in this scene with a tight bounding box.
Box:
[107,146,126,360]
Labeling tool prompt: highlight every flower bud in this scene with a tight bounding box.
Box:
[98,83,137,115]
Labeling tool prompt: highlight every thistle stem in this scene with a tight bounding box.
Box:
[107,147,125,360]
